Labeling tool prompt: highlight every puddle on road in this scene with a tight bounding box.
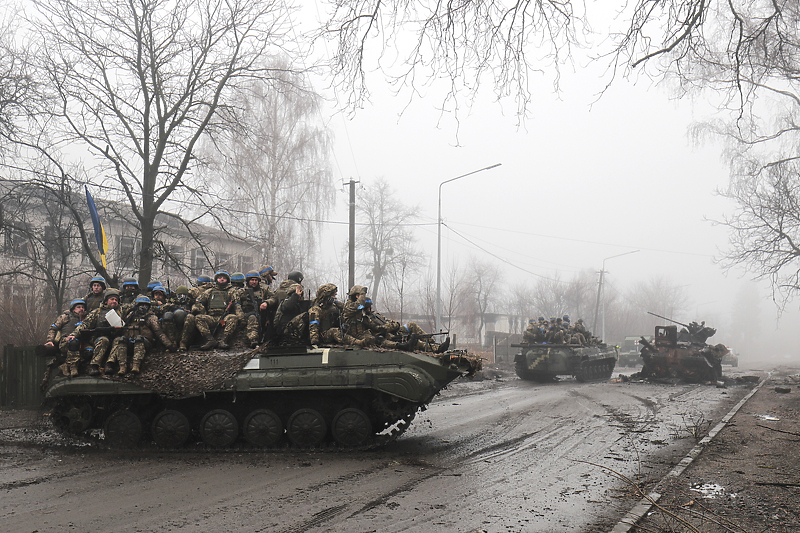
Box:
[689,482,737,499]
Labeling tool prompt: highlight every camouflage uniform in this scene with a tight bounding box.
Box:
[71,291,128,375]
[83,275,107,313]
[340,286,378,347]
[84,290,105,313]
[191,275,243,350]
[362,299,440,352]
[274,283,309,344]
[45,301,86,377]
[308,284,348,345]
[523,319,546,344]
[189,275,214,301]
[240,272,269,347]
[119,278,140,306]
[258,265,278,296]
[107,298,174,374]
[573,319,591,345]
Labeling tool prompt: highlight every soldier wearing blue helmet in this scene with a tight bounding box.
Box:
[84,275,106,312]
[44,298,88,377]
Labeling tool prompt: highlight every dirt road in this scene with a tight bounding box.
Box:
[0,371,754,532]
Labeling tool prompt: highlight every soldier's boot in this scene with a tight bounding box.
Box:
[396,334,418,352]
[69,365,79,377]
[199,333,217,351]
[218,332,235,350]
[178,343,188,352]
[130,361,141,374]
[435,337,450,354]
[248,334,259,349]
[117,360,128,375]
[60,363,70,376]
[88,364,101,376]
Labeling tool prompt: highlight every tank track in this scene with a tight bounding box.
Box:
[48,394,422,452]
[574,358,616,382]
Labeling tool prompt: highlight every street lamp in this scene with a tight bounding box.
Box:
[436,163,502,332]
[592,250,639,341]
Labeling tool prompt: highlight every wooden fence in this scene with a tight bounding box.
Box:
[0,345,47,408]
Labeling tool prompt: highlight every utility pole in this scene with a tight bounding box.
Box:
[347,179,358,290]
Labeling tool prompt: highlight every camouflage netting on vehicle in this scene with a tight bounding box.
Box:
[104,349,255,399]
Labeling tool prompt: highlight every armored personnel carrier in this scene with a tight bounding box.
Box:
[638,319,727,383]
[43,345,481,449]
[512,343,618,382]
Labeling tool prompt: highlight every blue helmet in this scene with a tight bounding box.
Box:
[197,274,212,284]
[134,295,151,306]
[122,277,139,288]
[230,272,245,284]
[146,281,162,290]
[151,285,168,296]
[89,276,106,290]
[69,298,86,311]
[259,265,275,276]
[214,270,230,283]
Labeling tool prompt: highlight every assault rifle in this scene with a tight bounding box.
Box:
[212,299,235,336]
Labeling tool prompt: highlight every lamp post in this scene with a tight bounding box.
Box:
[592,249,639,341]
[436,163,501,333]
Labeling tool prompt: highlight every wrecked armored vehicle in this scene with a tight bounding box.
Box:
[43,344,482,449]
[638,322,728,383]
[512,342,618,382]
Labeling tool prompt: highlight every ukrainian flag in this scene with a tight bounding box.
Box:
[85,185,108,269]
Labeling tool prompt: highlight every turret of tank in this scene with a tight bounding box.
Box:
[638,324,727,383]
[512,343,618,383]
[43,345,482,449]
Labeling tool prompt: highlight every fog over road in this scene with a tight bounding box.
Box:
[1,372,752,533]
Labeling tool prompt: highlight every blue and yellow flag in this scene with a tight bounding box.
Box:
[85,185,108,269]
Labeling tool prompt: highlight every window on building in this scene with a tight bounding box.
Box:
[117,236,139,270]
[164,245,185,275]
[216,252,232,272]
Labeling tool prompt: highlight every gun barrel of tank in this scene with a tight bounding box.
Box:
[647,311,689,328]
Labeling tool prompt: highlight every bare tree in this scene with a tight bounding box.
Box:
[0,178,89,310]
[204,66,335,275]
[322,2,777,118]
[0,7,36,148]
[468,257,500,343]
[356,179,421,307]
[15,0,297,286]
[625,277,691,329]
[717,163,800,307]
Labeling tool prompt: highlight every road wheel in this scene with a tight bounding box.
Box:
[243,409,283,447]
[199,409,239,448]
[286,408,327,447]
[52,399,93,435]
[104,409,143,448]
[151,409,191,448]
[331,408,372,447]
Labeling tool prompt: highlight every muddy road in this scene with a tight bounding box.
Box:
[0,371,753,533]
